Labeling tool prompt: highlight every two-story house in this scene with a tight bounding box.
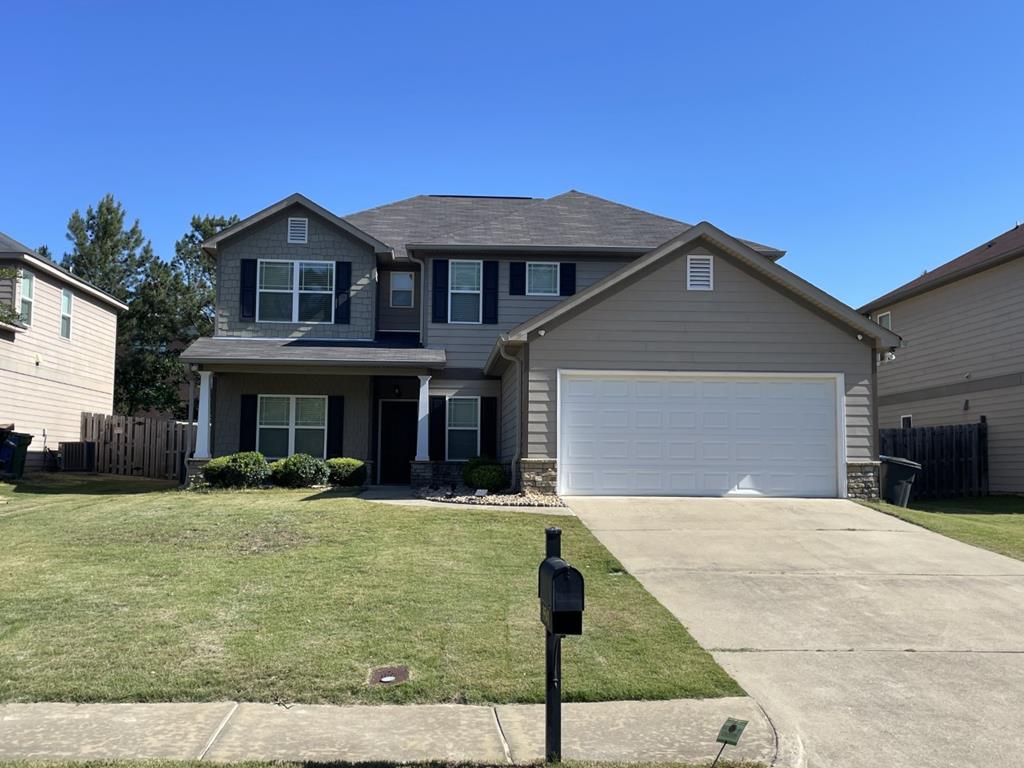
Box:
[0,232,126,470]
[860,223,1024,493]
[181,191,900,498]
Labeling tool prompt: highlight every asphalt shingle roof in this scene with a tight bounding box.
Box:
[180,337,447,367]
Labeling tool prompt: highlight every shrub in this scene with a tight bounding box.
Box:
[201,451,270,488]
[270,453,330,488]
[326,457,367,487]
[464,462,508,493]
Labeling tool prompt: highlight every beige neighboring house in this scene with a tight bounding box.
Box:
[181,191,901,498]
[0,232,127,469]
[860,223,1024,493]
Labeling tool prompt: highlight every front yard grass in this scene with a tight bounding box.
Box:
[0,474,740,705]
[860,495,1024,561]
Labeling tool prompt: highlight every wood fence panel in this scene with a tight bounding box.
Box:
[77,412,196,481]
[879,422,989,500]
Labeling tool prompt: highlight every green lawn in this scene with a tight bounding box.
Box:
[0,474,739,705]
[860,495,1024,561]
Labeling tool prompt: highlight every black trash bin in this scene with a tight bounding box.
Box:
[0,433,34,479]
[880,455,922,507]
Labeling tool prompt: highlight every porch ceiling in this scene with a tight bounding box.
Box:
[180,337,446,368]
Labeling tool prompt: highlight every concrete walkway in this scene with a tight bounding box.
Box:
[0,698,776,764]
[568,496,1024,768]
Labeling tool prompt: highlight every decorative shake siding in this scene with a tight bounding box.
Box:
[215,205,377,340]
[0,263,118,468]
[525,245,876,462]
[424,255,630,369]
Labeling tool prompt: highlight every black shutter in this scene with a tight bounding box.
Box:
[482,261,499,324]
[431,259,448,323]
[480,396,498,460]
[239,394,257,452]
[509,262,526,295]
[326,395,345,458]
[429,395,446,460]
[240,259,257,320]
[334,261,351,324]
[560,263,576,296]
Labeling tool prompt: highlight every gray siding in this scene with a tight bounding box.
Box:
[377,267,420,332]
[526,245,876,461]
[216,204,377,340]
[424,256,630,369]
[0,260,15,309]
[212,372,372,459]
[499,354,520,463]
[879,386,1024,493]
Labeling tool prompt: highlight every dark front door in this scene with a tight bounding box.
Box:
[379,400,418,484]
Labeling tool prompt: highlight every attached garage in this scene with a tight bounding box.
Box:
[558,371,844,497]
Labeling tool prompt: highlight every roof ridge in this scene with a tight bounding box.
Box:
[556,189,692,228]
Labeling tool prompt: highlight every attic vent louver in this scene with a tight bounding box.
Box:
[686,254,713,291]
[287,217,309,244]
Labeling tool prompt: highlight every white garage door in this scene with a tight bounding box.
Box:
[558,372,842,497]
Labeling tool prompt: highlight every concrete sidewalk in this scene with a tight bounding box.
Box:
[0,698,777,764]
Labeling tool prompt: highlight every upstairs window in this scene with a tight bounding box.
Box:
[901,415,913,429]
[60,288,73,339]
[257,260,334,323]
[19,269,33,325]
[526,262,559,296]
[447,397,480,460]
[390,271,415,308]
[257,394,327,459]
[448,260,482,323]
[876,311,892,330]
[686,255,713,290]
[287,217,308,244]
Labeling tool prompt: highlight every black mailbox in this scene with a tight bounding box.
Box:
[538,554,584,635]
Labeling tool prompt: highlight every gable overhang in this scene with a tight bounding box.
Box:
[201,193,394,257]
[483,221,900,375]
[1,250,128,311]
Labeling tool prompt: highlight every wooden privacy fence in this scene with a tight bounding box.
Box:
[879,422,989,499]
[80,413,196,480]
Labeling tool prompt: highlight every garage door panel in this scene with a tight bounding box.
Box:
[559,372,839,497]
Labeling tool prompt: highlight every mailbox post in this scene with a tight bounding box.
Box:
[538,526,584,763]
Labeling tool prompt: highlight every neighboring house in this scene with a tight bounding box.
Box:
[0,232,127,469]
[180,191,900,498]
[860,223,1024,493]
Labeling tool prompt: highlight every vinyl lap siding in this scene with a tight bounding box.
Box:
[526,247,876,461]
[499,354,520,463]
[425,256,629,369]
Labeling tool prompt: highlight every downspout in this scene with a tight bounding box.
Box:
[408,249,426,347]
[497,335,524,489]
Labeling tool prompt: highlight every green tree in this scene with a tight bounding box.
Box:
[171,214,238,339]
[62,194,150,302]
[0,267,20,325]
[35,244,53,261]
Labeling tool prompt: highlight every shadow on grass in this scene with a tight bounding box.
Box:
[298,485,364,501]
[2,473,176,496]
[914,495,1024,516]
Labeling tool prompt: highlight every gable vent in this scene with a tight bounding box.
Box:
[686,255,713,290]
[287,217,309,244]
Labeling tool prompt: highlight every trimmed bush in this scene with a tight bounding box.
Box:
[201,451,270,488]
[326,457,367,487]
[270,453,330,488]
[464,462,508,493]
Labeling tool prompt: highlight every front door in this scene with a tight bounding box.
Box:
[379,400,418,484]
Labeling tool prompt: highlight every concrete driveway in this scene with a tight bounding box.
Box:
[567,497,1024,768]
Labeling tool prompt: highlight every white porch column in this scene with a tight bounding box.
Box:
[194,370,213,459]
[415,374,431,461]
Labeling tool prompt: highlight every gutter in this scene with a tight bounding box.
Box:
[406,248,427,346]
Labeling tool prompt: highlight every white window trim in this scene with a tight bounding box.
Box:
[256,259,335,324]
[287,217,309,244]
[445,395,481,461]
[686,254,714,291]
[389,271,415,309]
[256,394,328,459]
[19,269,33,326]
[448,260,483,324]
[526,262,560,296]
[901,414,913,429]
[876,311,892,330]
[59,287,73,340]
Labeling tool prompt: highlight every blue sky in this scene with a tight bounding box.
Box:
[2,0,1022,308]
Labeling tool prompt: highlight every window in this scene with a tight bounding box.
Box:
[19,270,33,325]
[686,255,713,290]
[257,395,327,459]
[257,260,334,323]
[876,311,892,330]
[448,260,482,323]
[60,288,73,339]
[526,262,559,296]
[446,396,480,460]
[390,271,415,308]
[901,415,913,429]
[287,217,308,244]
